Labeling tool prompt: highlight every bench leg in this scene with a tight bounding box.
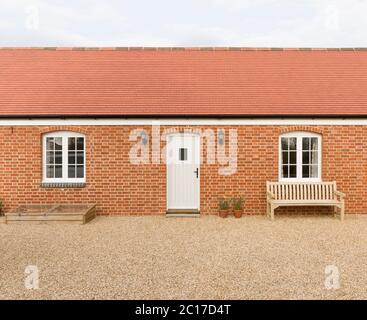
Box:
[340,202,345,221]
[270,204,275,221]
[333,206,338,218]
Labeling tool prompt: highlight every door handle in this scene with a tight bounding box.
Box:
[194,168,199,178]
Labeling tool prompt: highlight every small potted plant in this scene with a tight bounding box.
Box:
[218,198,230,218]
[232,197,244,218]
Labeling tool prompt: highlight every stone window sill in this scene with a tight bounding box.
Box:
[41,182,86,188]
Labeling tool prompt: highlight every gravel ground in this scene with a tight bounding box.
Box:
[0,215,366,300]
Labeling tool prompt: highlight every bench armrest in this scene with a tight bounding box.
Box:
[334,190,346,199]
[267,190,275,200]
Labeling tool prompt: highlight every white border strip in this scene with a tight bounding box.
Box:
[1,117,367,126]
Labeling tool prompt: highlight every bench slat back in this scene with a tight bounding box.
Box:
[267,181,336,201]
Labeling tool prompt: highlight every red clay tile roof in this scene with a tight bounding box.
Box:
[0,47,367,117]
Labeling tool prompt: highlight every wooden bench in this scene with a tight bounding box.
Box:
[266,182,345,221]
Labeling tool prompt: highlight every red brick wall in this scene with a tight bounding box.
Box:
[0,125,366,215]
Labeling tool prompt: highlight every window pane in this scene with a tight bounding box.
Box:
[311,151,318,165]
[46,137,54,151]
[302,165,310,178]
[289,138,297,150]
[77,166,84,178]
[46,165,54,178]
[77,152,84,164]
[77,137,84,150]
[302,138,310,150]
[282,152,288,164]
[289,165,297,178]
[281,138,288,151]
[179,148,188,161]
[282,165,289,178]
[68,137,76,150]
[68,166,75,178]
[46,152,54,165]
[68,152,75,164]
[289,151,297,164]
[55,137,62,150]
[55,151,62,164]
[310,165,318,178]
[311,138,318,151]
[302,151,310,164]
[55,165,62,178]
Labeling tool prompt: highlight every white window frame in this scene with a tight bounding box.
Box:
[279,131,322,182]
[42,131,86,183]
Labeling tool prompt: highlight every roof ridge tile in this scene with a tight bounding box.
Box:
[0,47,366,51]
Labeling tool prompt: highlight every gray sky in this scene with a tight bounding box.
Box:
[1,0,366,47]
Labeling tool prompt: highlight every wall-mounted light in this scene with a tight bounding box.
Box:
[218,129,224,145]
[141,130,148,145]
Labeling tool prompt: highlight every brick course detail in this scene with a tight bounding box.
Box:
[0,125,366,216]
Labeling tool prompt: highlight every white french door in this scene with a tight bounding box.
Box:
[166,133,200,210]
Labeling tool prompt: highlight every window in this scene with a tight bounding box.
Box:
[179,148,188,161]
[43,131,85,183]
[279,132,321,181]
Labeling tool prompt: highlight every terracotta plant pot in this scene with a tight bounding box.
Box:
[219,209,229,218]
[233,209,243,218]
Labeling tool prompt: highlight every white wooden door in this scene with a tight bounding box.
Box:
[166,133,200,210]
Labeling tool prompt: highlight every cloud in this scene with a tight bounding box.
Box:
[0,0,367,47]
[168,24,242,46]
[0,0,128,46]
[208,0,279,12]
